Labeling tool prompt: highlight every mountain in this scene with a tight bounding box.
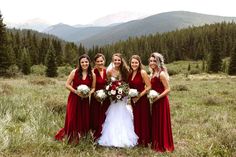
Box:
[43,23,78,39]
[42,12,148,42]
[80,11,236,47]
[6,18,50,32]
[43,11,236,47]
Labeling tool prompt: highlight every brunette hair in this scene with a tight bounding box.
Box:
[77,54,93,80]
[129,55,144,73]
[112,53,129,81]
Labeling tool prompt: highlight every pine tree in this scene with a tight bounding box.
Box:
[0,12,13,76]
[207,28,222,73]
[228,46,236,75]
[39,38,50,64]
[45,44,58,77]
[52,40,63,66]
[202,60,206,72]
[64,43,77,66]
[21,48,31,75]
[187,63,191,71]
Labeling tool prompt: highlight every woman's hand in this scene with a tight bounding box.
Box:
[78,92,89,98]
[132,95,140,104]
[152,96,160,103]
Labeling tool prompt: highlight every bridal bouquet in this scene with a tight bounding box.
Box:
[105,80,129,102]
[77,84,90,97]
[94,89,107,104]
[147,89,159,104]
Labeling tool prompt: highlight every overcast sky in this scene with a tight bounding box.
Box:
[1,0,236,25]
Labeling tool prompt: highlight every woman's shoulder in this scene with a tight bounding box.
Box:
[159,71,168,80]
[140,69,147,75]
[70,69,77,75]
[106,68,113,77]
[140,69,149,78]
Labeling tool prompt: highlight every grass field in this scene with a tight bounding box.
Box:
[0,71,236,157]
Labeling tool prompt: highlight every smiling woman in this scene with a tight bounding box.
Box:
[128,55,151,146]
[54,54,96,144]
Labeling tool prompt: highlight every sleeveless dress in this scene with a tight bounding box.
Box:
[55,69,92,143]
[128,71,151,146]
[98,77,138,147]
[90,68,110,140]
[151,75,174,152]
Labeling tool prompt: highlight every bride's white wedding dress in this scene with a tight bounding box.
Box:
[98,77,138,147]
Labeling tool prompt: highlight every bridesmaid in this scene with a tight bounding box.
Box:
[128,55,151,146]
[149,52,174,152]
[90,53,110,140]
[55,54,96,144]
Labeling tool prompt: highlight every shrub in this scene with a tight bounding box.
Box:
[57,65,73,77]
[6,65,21,77]
[31,65,46,75]
[168,68,179,76]
[172,84,189,91]
[189,69,201,75]
[44,98,66,114]
[203,96,223,106]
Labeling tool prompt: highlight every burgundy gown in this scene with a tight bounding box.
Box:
[151,74,174,152]
[55,69,91,143]
[90,68,110,140]
[128,71,151,146]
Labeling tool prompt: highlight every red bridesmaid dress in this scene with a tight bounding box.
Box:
[55,69,92,143]
[151,74,174,152]
[90,68,110,140]
[128,71,151,146]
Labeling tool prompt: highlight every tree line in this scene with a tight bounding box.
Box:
[1,11,236,77]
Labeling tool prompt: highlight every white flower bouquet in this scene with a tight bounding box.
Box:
[128,88,139,98]
[147,89,159,104]
[77,84,90,97]
[94,89,107,104]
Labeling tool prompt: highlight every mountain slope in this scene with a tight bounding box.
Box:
[80,11,236,47]
[43,11,236,47]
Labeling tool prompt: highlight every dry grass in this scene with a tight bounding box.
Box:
[0,73,235,157]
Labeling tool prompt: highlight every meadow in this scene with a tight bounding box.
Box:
[0,61,236,157]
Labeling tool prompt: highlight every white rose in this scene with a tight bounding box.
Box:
[111,90,116,95]
[116,95,122,100]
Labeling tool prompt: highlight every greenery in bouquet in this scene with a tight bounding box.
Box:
[105,80,129,102]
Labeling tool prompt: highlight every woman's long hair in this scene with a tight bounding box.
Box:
[112,53,129,82]
[149,52,169,80]
[77,54,93,80]
[129,55,144,73]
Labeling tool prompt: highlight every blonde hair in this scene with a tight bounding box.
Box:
[150,52,169,80]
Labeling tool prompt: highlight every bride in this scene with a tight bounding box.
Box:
[98,53,138,147]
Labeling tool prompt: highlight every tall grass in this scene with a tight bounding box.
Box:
[0,73,235,156]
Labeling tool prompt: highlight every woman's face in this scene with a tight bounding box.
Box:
[131,58,139,71]
[149,56,158,70]
[95,56,105,69]
[80,57,89,70]
[113,55,122,68]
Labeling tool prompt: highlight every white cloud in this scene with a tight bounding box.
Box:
[1,0,236,25]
